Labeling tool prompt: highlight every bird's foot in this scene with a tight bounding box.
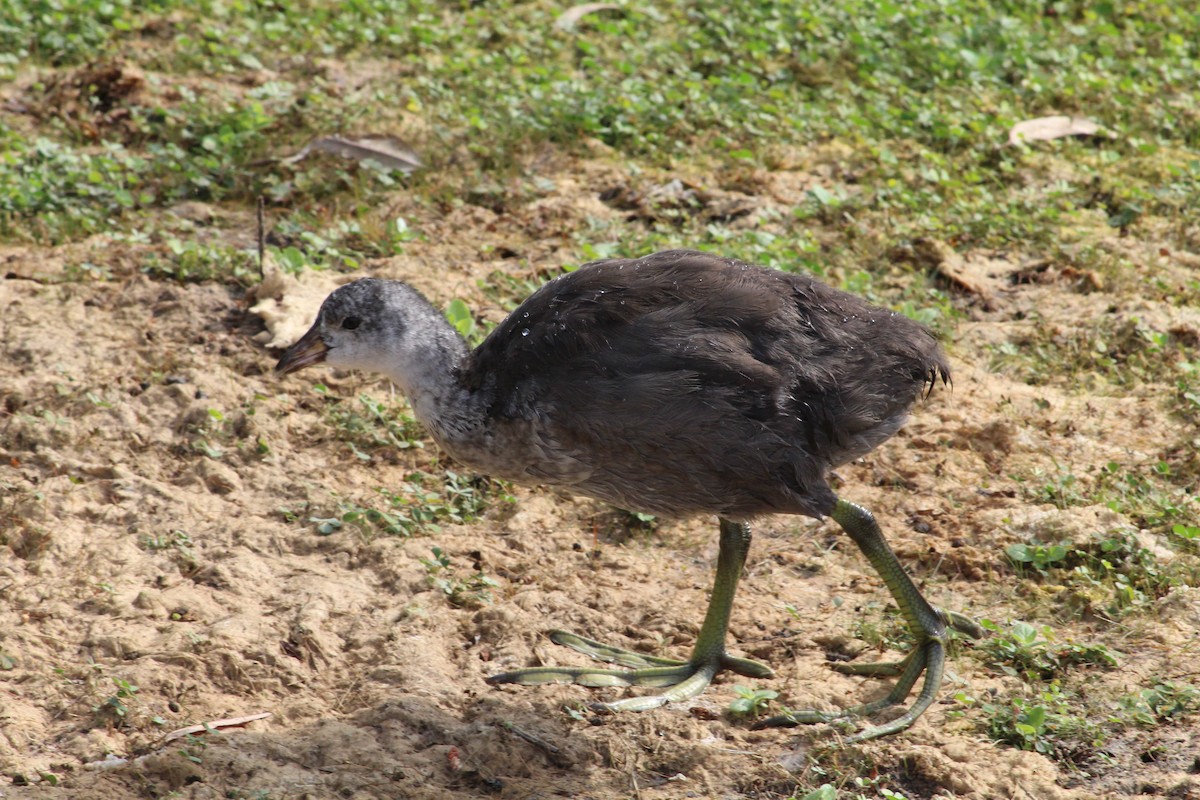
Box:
[486,629,773,713]
[939,607,985,640]
[825,606,982,678]
[754,637,944,742]
[754,607,982,743]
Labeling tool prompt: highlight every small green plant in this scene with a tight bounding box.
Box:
[960,681,1103,762]
[324,392,424,458]
[141,239,258,284]
[977,620,1117,681]
[1116,681,1200,726]
[177,732,207,766]
[1064,530,1185,613]
[1006,542,1069,575]
[851,604,913,653]
[419,546,499,608]
[93,677,140,728]
[310,471,498,538]
[727,685,778,719]
[1172,523,1200,546]
[795,786,835,800]
[1002,526,1196,616]
[140,530,197,570]
[445,299,481,345]
[1096,461,1193,533]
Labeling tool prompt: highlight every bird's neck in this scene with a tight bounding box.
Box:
[375,323,486,447]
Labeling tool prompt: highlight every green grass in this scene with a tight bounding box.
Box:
[304,471,506,540]
[977,620,1118,681]
[3,0,1198,251]
[319,389,425,460]
[987,315,1199,396]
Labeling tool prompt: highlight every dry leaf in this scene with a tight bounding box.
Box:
[162,712,273,744]
[556,3,622,30]
[283,135,422,173]
[249,262,351,349]
[1008,116,1110,145]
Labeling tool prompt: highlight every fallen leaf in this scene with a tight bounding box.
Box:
[556,3,622,30]
[161,712,273,744]
[282,135,422,173]
[1008,116,1111,145]
[248,262,351,349]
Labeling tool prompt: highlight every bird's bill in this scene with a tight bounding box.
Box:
[275,327,328,375]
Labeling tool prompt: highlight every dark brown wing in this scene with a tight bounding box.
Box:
[460,250,948,518]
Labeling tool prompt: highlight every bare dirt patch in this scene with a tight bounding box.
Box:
[2,175,1198,800]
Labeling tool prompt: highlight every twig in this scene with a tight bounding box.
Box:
[500,720,560,755]
[256,196,266,279]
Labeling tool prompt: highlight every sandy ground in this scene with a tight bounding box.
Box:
[1,168,1199,799]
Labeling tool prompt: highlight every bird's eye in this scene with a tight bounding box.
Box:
[341,316,361,330]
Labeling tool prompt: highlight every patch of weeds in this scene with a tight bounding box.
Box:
[977,620,1118,682]
[1094,460,1195,534]
[1173,357,1200,424]
[310,471,506,539]
[1065,530,1195,614]
[479,264,574,312]
[63,261,115,282]
[835,774,919,800]
[1006,541,1070,576]
[141,238,259,284]
[269,215,417,270]
[176,732,207,767]
[988,317,1191,394]
[1004,532,1187,616]
[0,0,141,65]
[795,786,836,800]
[140,529,197,571]
[1172,523,1200,550]
[851,604,914,654]
[183,407,236,459]
[419,546,499,609]
[1009,463,1085,510]
[728,685,778,720]
[957,681,1104,764]
[0,134,151,242]
[92,676,163,729]
[1116,681,1200,727]
[321,389,424,460]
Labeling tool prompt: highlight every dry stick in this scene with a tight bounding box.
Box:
[256,196,266,279]
[500,720,560,755]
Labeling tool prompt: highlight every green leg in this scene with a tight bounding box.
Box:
[757,499,980,742]
[487,518,773,711]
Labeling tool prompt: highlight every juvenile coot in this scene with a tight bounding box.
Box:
[276,249,980,741]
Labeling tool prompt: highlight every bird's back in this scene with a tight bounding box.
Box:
[459,250,948,520]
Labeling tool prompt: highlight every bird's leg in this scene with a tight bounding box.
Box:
[486,518,773,712]
[756,499,981,742]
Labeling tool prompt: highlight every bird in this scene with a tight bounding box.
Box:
[275,248,981,742]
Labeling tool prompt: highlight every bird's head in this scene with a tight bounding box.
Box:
[275,278,453,383]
